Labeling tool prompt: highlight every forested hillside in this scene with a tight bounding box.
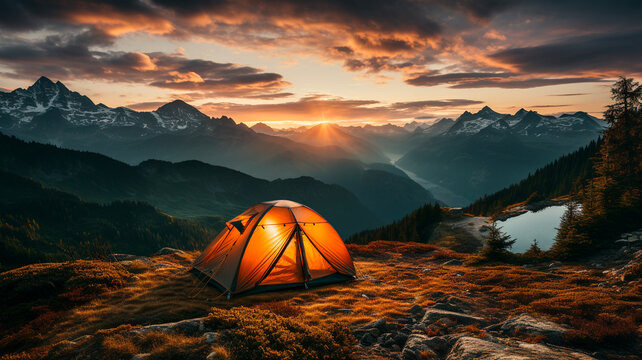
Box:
[0,171,221,270]
[464,139,601,216]
[347,203,442,244]
[0,132,378,236]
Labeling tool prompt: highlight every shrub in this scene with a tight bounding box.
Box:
[431,249,468,260]
[565,314,638,349]
[0,261,130,354]
[347,241,438,258]
[257,301,301,318]
[205,306,354,360]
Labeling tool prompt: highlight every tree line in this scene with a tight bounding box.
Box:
[347,203,442,244]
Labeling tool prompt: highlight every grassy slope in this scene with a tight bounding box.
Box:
[1,244,639,359]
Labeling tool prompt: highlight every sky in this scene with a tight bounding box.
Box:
[0,0,640,128]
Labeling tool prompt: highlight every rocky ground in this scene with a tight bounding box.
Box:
[1,234,640,360]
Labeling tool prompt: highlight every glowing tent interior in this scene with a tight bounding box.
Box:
[191,200,357,296]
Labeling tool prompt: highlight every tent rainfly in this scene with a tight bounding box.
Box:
[191,200,356,297]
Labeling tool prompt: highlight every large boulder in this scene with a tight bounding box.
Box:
[500,314,567,344]
[446,336,596,360]
[422,309,487,326]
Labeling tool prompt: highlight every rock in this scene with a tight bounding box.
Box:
[364,318,388,331]
[432,302,462,312]
[500,314,567,344]
[422,309,486,326]
[379,332,396,348]
[444,259,463,266]
[203,332,219,343]
[446,336,596,360]
[394,332,409,346]
[130,354,151,360]
[130,317,205,336]
[401,334,438,360]
[128,275,140,283]
[360,332,376,346]
[155,247,185,256]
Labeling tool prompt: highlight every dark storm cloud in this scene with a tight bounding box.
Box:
[490,31,642,75]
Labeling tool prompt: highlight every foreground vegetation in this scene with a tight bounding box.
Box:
[0,243,639,359]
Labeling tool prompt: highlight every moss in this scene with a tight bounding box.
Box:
[205,307,354,360]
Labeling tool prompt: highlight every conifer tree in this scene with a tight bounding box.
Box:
[553,77,642,258]
[480,222,515,260]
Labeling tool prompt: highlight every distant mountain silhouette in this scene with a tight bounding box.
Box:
[0,132,380,235]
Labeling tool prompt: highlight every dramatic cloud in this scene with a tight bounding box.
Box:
[548,93,589,97]
[391,99,483,110]
[199,94,483,123]
[404,71,605,89]
[0,30,290,98]
[490,31,642,76]
[0,0,639,104]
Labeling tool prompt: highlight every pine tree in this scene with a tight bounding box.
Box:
[480,222,515,260]
[523,239,542,258]
[553,77,642,258]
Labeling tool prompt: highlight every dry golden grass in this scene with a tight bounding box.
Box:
[1,244,640,359]
[430,249,469,260]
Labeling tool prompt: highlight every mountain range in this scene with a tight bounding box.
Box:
[397,106,604,204]
[0,77,434,225]
[0,76,604,211]
[0,132,380,236]
[248,106,603,205]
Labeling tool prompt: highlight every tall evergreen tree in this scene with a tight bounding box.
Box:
[553,77,642,258]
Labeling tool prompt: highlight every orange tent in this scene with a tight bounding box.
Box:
[191,200,356,297]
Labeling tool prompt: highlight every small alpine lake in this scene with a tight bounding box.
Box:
[495,205,567,253]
